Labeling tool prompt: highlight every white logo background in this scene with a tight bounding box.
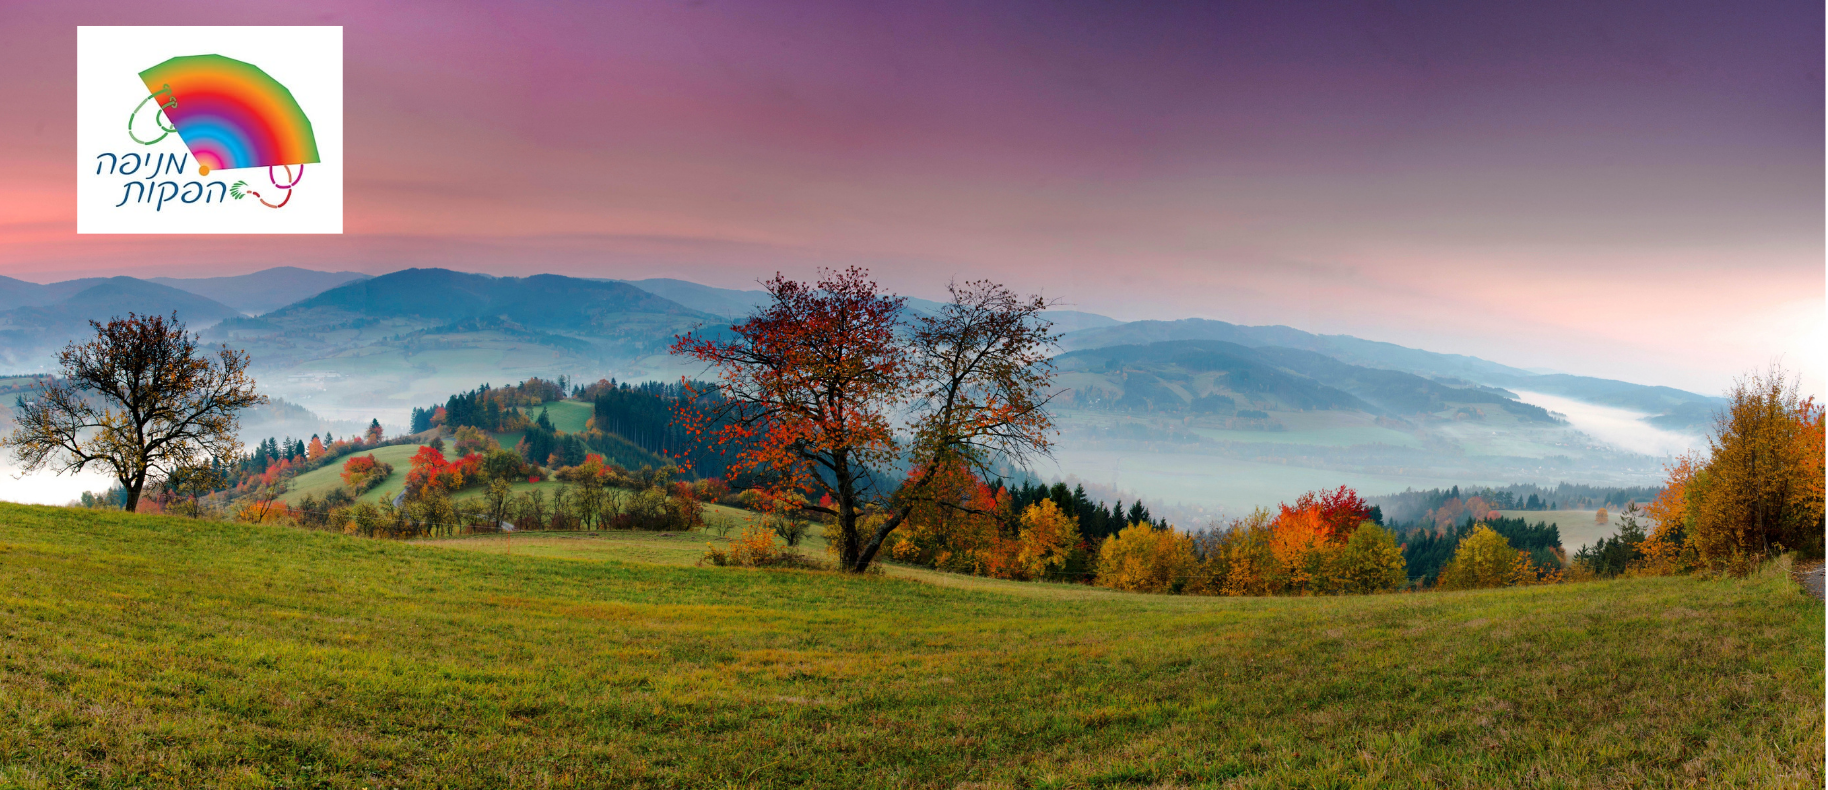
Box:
[76,26,343,234]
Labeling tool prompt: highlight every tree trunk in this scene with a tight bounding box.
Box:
[832,450,863,571]
[851,507,909,572]
[122,475,142,512]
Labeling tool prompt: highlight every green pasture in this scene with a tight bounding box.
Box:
[0,504,1817,788]
[519,399,594,433]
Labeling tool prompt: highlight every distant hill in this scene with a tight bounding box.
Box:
[1053,339,1557,422]
[622,277,1120,332]
[0,278,242,367]
[269,269,708,329]
[1059,318,1534,382]
[207,269,722,388]
[622,278,770,318]
[1057,318,1718,430]
[150,267,370,315]
[0,276,122,312]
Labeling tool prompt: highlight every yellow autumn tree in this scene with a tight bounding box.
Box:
[1336,522,1408,593]
[1688,369,1824,566]
[1013,499,1080,581]
[1094,523,1198,594]
[1183,509,1277,596]
[1436,524,1553,590]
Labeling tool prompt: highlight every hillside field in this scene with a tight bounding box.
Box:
[0,505,1819,788]
[1495,509,1631,555]
[520,400,594,434]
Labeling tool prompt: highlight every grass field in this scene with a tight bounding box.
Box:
[0,505,1819,788]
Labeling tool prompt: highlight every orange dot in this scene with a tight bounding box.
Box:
[199,164,212,176]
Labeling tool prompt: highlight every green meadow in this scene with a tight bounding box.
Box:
[0,505,1819,788]
[520,400,594,434]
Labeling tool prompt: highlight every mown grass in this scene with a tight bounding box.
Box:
[0,504,1819,788]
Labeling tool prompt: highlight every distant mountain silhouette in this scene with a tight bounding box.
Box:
[275,269,708,329]
[1059,318,1534,381]
[0,278,242,367]
[1057,318,1718,429]
[149,267,370,315]
[1054,339,1557,422]
[0,265,1718,436]
[621,277,1121,332]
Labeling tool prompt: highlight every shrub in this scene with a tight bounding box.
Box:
[236,498,289,524]
[705,513,739,537]
[694,477,730,503]
[762,512,813,546]
[610,486,703,531]
[701,525,820,568]
[481,448,531,482]
[1094,523,1199,594]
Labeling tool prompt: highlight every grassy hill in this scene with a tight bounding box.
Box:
[0,505,1818,787]
[276,443,453,505]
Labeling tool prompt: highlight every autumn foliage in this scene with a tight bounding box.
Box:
[1081,487,1410,597]
[1625,367,1824,576]
[885,463,1082,581]
[1095,523,1199,593]
[1435,525,1559,590]
[339,453,394,493]
[672,269,1058,573]
[404,446,481,497]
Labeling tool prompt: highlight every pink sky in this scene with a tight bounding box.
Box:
[0,0,1820,396]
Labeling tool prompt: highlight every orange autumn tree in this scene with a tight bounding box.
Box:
[1688,370,1825,563]
[674,270,1058,573]
[886,460,1005,574]
[1635,451,1701,574]
[1269,505,1338,593]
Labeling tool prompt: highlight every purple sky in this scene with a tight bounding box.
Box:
[1,0,1820,395]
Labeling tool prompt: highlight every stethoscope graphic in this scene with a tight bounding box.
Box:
[128,83,306,209]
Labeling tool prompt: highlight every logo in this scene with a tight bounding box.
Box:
[77,27,342,234]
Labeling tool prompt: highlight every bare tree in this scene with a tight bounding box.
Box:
[4,313,264,511]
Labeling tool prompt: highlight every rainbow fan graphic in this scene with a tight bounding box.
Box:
[130,54,318,207]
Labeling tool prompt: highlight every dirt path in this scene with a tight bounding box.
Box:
[1793,560,1824,602]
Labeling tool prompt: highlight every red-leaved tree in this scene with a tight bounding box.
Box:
[672,269,1057,572]
[1281,485,1373,542]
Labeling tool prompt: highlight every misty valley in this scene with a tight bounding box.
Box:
[0,265,1717,527]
